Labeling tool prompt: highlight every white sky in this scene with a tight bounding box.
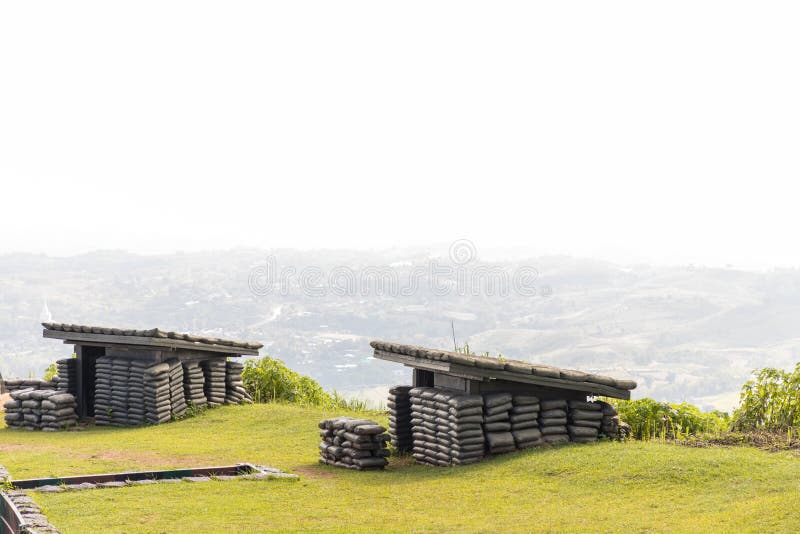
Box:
[1,2,798,269]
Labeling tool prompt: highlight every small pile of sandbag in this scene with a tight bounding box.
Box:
[387,385,412,452]
[54,358,77,395]
[539,399,569,444]
[318,417,390,470]
[510,395,542,449]
[225,361,252,404]
[3,389,77,431]
[202,360,227,407]
[483,393,514,455]
[94,356,113,425]
[410,387,485,466]
[182,361,207,408]
[144,362,172,424]
[567,400,602,442]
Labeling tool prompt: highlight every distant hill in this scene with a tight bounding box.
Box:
[2,248,799,411]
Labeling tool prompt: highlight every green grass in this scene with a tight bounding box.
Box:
[2,404,800,533]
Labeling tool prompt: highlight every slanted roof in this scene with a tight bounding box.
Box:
[42,322,262,355]
[371,340,637,399]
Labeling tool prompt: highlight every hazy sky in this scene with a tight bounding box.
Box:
[1,2,798,269]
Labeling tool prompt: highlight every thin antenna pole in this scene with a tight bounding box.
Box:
[451,321,458,352]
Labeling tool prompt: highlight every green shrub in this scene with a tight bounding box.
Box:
[611,398,729,440]
[242,356,369,411]
[732,364,800,432]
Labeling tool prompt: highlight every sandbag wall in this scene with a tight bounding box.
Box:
[53,358,77,395]
[94,356,250,427]
[387,386,412,452]
[392,385,622,466]
[3,389,77,431]
[225,360,253,404]
[410,387,486,466]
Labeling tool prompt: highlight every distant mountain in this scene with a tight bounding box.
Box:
[1,248,798,412]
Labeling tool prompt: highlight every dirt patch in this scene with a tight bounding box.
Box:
[293,465,335,479]
[87,449,194,465]
[0,393,10,412]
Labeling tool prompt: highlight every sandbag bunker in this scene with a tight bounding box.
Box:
[5,322,263,428]
[373,341,635,466]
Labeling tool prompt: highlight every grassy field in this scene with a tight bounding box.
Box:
[2,404,800,533]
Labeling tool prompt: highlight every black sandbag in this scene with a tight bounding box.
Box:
[539,417,568,426]
[447,395,483,410]
[540,399,568,410]
[511,404,540,414]
[541,425,568,435]
[540,408,567,419]
[509,412,538,424]
[513,394,540,405]
[483,393,513,408]
[485,402,513,416]
[484,422,512,432]
[568,401,602,411]
[449,405,483,417]
[569,409,604,421]
[512,427,542,443]
[483,412,511,424]
[567,425,599,438]
[570,419,602,429]
[542,434,569,443]
[510,420,539,430]
[485,431,514,449]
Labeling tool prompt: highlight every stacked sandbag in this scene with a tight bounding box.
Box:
[2,378,54,393]
[567,400,602,442]
[387,385,412,452]
[127,360,146,425]
[94,356,113,425]
[410,387,485,466]
[111,358,131,426]
[3,395,23,429]
[144,362,171,424]
[596,400,620,438]
[182,361,207,408]
[54,358,77,395]
[483,393,514,455]
[510,394,542,449]
[539,399,569,444]
[40,392,78,431]
[225,360,252,404]
[318,417,390,470]
[167,359,187,417]
[202,360,227,407]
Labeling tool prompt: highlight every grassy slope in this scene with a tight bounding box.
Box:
[1,404,799,533]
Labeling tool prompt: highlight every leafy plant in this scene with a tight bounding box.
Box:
[43,363,58,381]
[242,356,372,411]
[610,398,729,440]
[732,364,800,432]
